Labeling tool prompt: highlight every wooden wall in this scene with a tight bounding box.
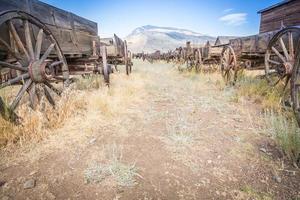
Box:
[259,0,300,33]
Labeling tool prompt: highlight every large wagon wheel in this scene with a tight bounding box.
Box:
[288,28,300,126]
[194,48,202,73]
[220,45,238,85]
[265,28,300,99]
[0,11,69,122]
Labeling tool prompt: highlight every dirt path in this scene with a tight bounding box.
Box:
[0,60,299,200]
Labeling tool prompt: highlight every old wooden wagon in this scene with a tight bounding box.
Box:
[178,38,235,73]
[218,0,300,125]
[174,42,202,72]
[100,34,133,75]
[220,0,300,85]
[0,0,109,122]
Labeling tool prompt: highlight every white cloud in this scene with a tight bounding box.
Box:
[223,8,234,13]
[219,13,247,26]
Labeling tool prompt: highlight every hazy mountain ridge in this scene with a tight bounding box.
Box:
[125,25,216,53]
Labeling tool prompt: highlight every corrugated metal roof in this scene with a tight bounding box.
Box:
[258,0,294,13]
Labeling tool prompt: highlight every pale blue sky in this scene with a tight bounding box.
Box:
[41,0,281,38]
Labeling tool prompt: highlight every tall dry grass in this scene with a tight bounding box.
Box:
[0,69,146,148]
[233,76,283,111]
[0,87,87,147]
[264,111,300,167]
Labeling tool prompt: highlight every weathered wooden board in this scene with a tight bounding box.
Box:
[0,0,99,56]
[228,31,275,56]
[259,0,300,33]
[100,34,125,58]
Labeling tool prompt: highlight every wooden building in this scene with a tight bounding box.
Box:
[258,0,300,33]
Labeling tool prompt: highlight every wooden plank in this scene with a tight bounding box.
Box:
[259,0,300,33]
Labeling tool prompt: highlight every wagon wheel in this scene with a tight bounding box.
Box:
[100,46,109,85]
[221,46,237,85]
[195,49,202,73]
[265,27,300,103]
[287,28,300,125]
[0,11,69,122]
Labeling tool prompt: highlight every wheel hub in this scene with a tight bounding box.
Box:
[28,60,53,82]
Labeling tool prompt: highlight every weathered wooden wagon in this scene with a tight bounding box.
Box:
[218,0,300,125]
[220,0,300,85]
[0,0,109,122]
[100,34,132,75]
[174,42,202,72]
[178,39,234,73]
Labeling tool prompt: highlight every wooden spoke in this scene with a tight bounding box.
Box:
[49,61,63,68]
[282,75,291,93]
[35,29,44,60]
[24,20,34,60]
[0,61,28,72]
[43,85,55,107]
[0,73,30,89]
[44,81,62,96]
[229,55,234,65]
[8,20,30,60]
[39,43,55,63]
[10,79,32,111]
[272,74,286,87]
[272,46,286,63]
[35,84,42,103]
[0,37,22,60]
[54,44,69,82]
[28,83,37,109]
[288,32,294,59]
[0,61,27,71]
[279,37,290,61]
[267,59,281,65]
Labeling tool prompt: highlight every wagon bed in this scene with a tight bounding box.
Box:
[0,0,110,122]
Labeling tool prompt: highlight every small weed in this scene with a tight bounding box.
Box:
[240,185,273,200]
[84,144,139,186]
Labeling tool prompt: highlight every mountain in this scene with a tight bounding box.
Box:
[125,25,216,53]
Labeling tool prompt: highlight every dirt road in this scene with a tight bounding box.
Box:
[0,60,299,199]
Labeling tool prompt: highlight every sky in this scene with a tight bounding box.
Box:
[41,0,282,38]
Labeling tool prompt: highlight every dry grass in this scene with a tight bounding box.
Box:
[84,144,139,186]
[75,74,104,90]
[165,109,198,146]
[89,73,146,117]
[237,185,273,200]
[0,69,146,148]
[178,66,300,167]
[264,111,300,167]
[233,76,282,111]
[0,87,87,147]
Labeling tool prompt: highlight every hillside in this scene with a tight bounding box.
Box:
[125,25,216,53]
